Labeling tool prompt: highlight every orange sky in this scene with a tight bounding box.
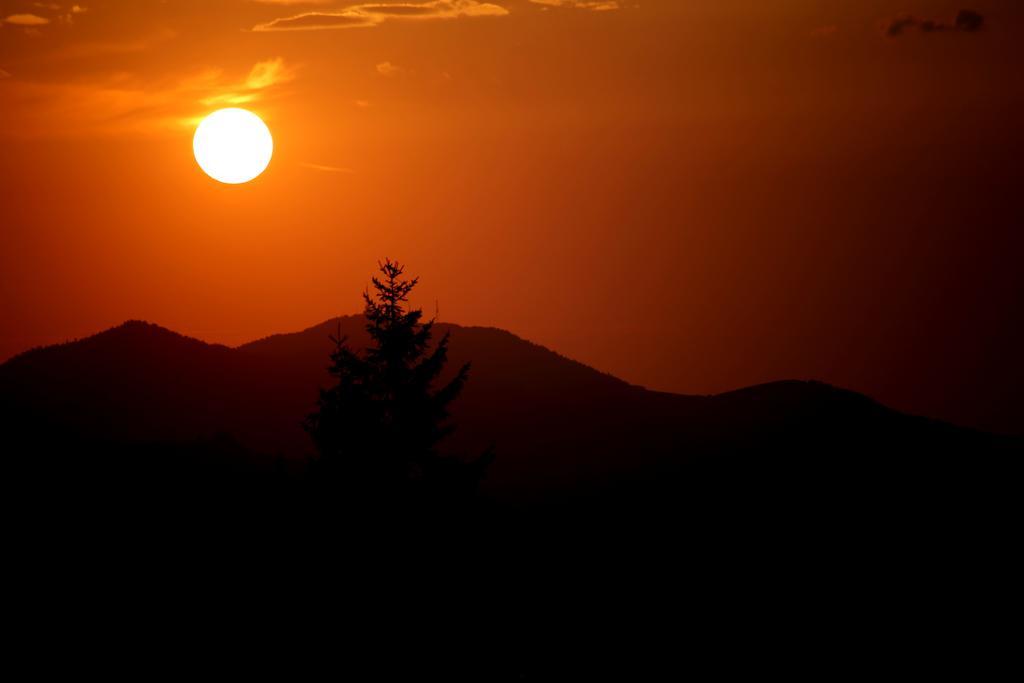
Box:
[1,0,1022,433]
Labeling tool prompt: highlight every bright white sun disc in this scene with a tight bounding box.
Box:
[193,108,273,184]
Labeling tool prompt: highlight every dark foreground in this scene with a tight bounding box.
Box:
[5,423,1020,678]
[2,320,1021,675]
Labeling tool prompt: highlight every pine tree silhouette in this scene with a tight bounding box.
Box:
[304,259,489,504]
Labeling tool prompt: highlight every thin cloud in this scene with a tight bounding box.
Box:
[59,5,88,24]
[246,57,297,90]
[255,12,374,31]
[252,0,509,32]
[3,14,51,26]
[0,58,297,138]
[376,61,404,77]
[0,68,11,79]
[200,57,298,106]
[529,0,620,10]
[885,9,984,37]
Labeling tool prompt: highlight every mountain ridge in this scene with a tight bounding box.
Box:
[1,317,1019,505]
[4,317,1009,437]
[237,314,637,392]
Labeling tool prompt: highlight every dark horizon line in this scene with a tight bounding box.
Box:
[3,314,1010,439]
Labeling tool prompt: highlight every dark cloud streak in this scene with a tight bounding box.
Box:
[885,9,985,37]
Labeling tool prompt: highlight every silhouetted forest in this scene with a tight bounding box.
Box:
[2,262,1020,533]
[304,259,491,511]
[1,261,1020,675]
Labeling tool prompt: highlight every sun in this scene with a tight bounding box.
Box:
[193,108,273,184]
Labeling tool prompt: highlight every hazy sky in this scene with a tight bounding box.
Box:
[1,1,1022,433]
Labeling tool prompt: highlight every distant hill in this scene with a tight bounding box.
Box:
[1,316,1018,510]
[3,311,1022,640]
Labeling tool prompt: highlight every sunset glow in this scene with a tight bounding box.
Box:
[0,2,1021,640]
[0,1,1021,436]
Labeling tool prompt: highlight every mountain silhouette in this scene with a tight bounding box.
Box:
[3,316,1020,657]
[2,317,1018,510]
